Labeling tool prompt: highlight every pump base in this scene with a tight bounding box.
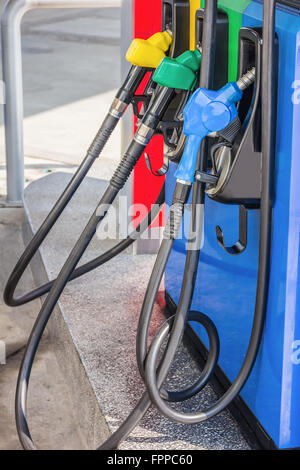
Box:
[165,291,280,451]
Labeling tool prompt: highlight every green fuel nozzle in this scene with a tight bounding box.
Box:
[152,49,202,91]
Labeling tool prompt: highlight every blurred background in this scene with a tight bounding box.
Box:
[0,0,122,197]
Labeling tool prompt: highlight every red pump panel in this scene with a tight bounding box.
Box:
[132,0,164,228]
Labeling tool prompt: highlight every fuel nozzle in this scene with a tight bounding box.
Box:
[175,68,256,184]
[153,49,202,91]
[134,49,202,148]
[140,49,202,175]
[112,31,173,120]
[126,31,173,69]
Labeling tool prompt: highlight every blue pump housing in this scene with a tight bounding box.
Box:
[165,0,300,449]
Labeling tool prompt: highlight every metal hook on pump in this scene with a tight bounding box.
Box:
[215,205,248,255]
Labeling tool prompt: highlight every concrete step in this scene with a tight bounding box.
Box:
[0,208,86,450]
[22,171,252,450]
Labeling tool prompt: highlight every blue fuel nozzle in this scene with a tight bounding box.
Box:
[175,68,255,183]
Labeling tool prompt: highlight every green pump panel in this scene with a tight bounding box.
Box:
[200,0,251,81]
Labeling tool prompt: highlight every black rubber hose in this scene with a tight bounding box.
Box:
[142,0,276,425]
[136,0,216,422]
[3,115,116,308]
[16,139,146,450]
[98,185,219,451]
[143,182,210,423]
[99,311,219,451]
[146,311,220,400]
[4,67,148,308]
[97,234,177,450]
[5,184,165,306]
[135,183,218,403]
[15,86,176,450]
[98,0,219,449]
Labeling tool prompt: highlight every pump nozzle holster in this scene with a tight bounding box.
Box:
[175,82,243,183]
[126,31,172,69]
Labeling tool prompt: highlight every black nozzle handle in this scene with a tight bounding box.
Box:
[116,65,148,105]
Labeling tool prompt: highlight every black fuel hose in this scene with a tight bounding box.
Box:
[15,86,175,450]
[137,0,276,425]
[136,183,220,404]
[98,184,220,451]
[17,0,219,451]
[5,184,165,306]
[4,65,147,308]
[102,0,276,432]
[98,1,220,448]
[15,0,275,450]
[16,140,146,450]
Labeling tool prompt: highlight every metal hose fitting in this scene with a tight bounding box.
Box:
[237,67,256,91]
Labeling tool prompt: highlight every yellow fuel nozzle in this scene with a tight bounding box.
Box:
[126,31,172,69]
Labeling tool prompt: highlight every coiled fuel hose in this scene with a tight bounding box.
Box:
[4,65,148,308]
[101,0,275,447]
[15,85,176,450]
[4,29,175,307]
[14,0,275,451]
[129,0,276,428]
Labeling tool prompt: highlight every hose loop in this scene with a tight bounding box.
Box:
[4,113,119,308]
[146,311,220,404]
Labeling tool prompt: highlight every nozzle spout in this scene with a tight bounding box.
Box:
[237,67,256,91]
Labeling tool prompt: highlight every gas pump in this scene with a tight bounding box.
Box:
[5,0,295,452]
